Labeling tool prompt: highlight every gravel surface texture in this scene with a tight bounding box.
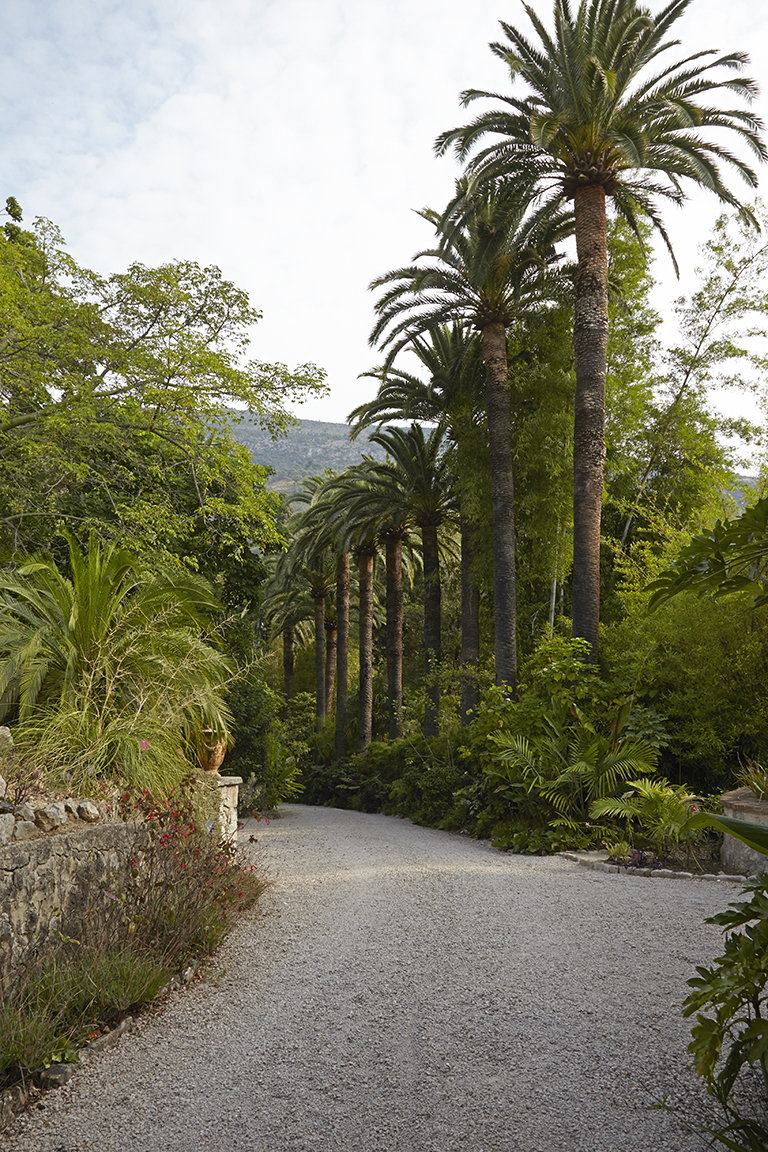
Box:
[1,803,748,1152]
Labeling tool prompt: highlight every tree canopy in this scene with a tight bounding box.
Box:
[0,212,327,568]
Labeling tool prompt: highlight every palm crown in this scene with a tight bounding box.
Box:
[436,0,766,262]
[370,181,570,357]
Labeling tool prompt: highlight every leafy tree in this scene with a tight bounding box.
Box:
[648,496,768,609]
[436,0,765,659]
[614,209,768,549]
[0,213,326,565]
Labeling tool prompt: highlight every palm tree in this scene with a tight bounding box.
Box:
[333,549,350,760]
[289,478,359,758]
[354,538,378,751]
[0,532,233,795]
[280,479,340,733]
[370,184,569,691]
[350,324,487,724]
[350,425,456,739]
[260,559,313,707]
[436,0,765,658]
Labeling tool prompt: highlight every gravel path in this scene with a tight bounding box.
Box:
[1,803,746,1152]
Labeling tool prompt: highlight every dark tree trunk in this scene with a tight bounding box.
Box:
[460,514,481,725]
[324,616,337,720]
[313,593,326,733]
[384,533,404,740]
[356,547,375,752]
[482,320,517,692]
[334,552,350,762]
[572,184,608,663]
[282,623,294,713]
[422,523,441,739]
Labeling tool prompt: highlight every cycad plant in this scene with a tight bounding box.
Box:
[0,533,233,796]
[487,697,657,827]
[590,777,701,861]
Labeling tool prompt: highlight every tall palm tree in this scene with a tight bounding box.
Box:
[326,464,409,741]
[289,478,360,758]
[260,553,314,708]
[351,425,457,739]
[283,479,343,733]
[436,0,765,658]
[351,324,487,724]
[370,184,569,692]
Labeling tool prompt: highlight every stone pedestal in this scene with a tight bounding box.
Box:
[720,787,768,876]
[217,776,242,845]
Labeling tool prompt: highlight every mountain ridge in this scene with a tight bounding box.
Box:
[227,416,390,492]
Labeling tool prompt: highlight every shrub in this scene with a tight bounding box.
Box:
[682,878,768,1147]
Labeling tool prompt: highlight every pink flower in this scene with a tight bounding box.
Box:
[139,740,150,752]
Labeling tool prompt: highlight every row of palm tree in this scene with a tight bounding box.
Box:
[265,0,764,762]
[361,0,764,669]
[261,422,458,752]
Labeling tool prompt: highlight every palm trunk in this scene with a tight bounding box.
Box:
[482,320,517,692]
[460,514,480,725]
[356,547,375,752]
[282,623,294,712]
[422,523,441,739]
[335,552,350,762]
[313,593,326,733]
[548,518,561,637]
[572,184,609,662]
[385,533,404,740]
[324,616,337,719]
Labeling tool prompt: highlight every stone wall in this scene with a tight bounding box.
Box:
[0,822,146,995]
[720,786,768,876]
[0,777,243,995]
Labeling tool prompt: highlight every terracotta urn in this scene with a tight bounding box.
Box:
[199,729,227,775]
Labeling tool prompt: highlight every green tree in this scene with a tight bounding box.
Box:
[613,210,768,549]
[437,0,765,660]
[0,213,326,564]
[351,323,487,723]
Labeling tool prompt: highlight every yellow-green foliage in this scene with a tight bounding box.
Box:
[603,530,768,792]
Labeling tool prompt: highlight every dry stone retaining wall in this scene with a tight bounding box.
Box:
[0,822,146,995]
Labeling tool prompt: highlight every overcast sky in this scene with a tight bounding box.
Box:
[2,0,767,434]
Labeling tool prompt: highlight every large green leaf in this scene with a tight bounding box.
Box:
[682,811,768,857]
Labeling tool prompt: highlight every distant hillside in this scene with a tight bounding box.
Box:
[228,417,390,493]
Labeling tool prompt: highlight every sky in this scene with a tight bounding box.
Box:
[2,0,767,435]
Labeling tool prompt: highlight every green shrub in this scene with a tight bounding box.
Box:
[228,683,310,814]
[604,536,768,794]
[683,879,768,1130]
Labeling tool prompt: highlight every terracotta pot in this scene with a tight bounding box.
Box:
[199,730,227,775]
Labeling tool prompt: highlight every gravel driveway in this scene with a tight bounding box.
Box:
[1,803,745,1152]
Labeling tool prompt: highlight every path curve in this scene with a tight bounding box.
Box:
[1,804,742,1151]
